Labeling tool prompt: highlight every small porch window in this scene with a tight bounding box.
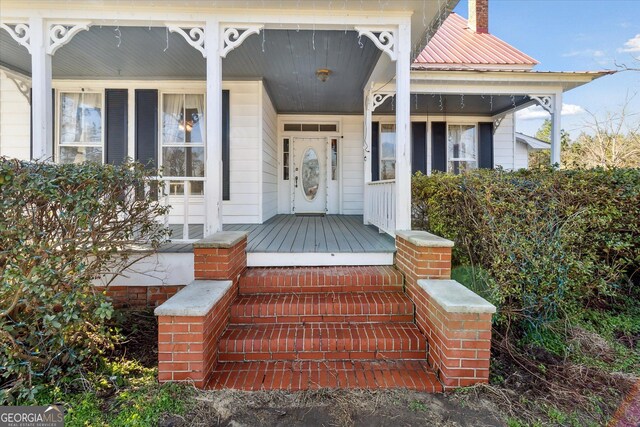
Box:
[161,94,205,177]
[283,138,290,180]
[380,124,396,180]
[161,93,206,240]
[447,124,477,174]
[58,92,104,164]
[331,138,338,180]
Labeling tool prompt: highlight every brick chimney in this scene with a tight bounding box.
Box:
[468,0,489,34]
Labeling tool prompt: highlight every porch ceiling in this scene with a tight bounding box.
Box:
[375,93,531,116]
[0,26,382,114]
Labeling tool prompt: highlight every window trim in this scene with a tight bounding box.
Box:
[158,91,206,180]
[446,123,478,173]
[379,122,396,180]
[56,90,105,164]
[281,121,340,134]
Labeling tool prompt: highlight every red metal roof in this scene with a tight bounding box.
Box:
[413,13,538,70]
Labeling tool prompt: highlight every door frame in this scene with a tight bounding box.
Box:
[277,117,344,215]
[284,134,342,215]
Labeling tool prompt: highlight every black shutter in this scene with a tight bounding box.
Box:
[134,89,158,169]
[371,121,380,181]
[411,121,427,174]
[105,89,128,165]
[431,121,447,172]
[478,122,494,169]
[222,90,230,201]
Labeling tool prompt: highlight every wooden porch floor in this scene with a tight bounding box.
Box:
[223,215,396,253]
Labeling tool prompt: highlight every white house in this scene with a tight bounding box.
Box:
[0,0,614,392]
[0,0,611,246]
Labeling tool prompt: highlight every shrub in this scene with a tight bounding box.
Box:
[412,167,640,341]
[0,158,170,403]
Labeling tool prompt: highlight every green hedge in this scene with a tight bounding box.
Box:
[412,168,640,337]
[0,158,169,403]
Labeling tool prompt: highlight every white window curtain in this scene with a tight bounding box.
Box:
[58,92,103,164]
[80,93,102,143]
[162,94,185,144]
[447,124,477,173]
[185,94,205,143]
[60,93,82,143]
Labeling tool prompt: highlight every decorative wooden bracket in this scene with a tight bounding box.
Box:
[355,27,397,61]
[370,92,395,112]
[166,25,206,57]
[0,22,31,53]
[47,22,92,55]
[530,95,555,114]
[2,68,31,103]
[220,25,263,58]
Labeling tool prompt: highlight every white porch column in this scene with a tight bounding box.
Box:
[363,88,373,225]
[30,17,53,160]
[205,18,223,235]
[551,92,563,167]
[395,20,412,230]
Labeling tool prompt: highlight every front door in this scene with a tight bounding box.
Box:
[293,137,326,214]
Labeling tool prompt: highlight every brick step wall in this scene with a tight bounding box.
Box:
[218,323,427,362]
[230,292,414,324]
[239,266,403,294]
[157,230,496,392]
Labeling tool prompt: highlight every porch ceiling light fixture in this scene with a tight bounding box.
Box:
[315,68,332,83]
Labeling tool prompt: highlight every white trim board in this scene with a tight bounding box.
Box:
[94,252,194,286]
[247,252,394,267]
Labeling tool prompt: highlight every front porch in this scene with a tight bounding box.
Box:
[223,214,396,266]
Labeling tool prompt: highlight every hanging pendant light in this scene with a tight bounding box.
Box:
[315,68,332,82]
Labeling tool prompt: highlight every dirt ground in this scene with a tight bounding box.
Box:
[160,388,507,427]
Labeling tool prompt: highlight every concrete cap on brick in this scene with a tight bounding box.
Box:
[154,280,233,316]
[417,279,496,313]
[395,230,454,248]
[192,231,248,249]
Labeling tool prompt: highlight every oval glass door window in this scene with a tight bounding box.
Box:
[302,148,320,201]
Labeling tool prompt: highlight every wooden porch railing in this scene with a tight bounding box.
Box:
[365,179,396,237]
[138,178,205,241]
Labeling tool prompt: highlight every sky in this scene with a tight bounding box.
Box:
[452,0,640,139]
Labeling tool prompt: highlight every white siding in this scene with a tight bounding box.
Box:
[341,116,364,214]
[222,81,262,224]
[0,71,31,160]
[514,141,530,170]
[261,84,278,222]
[493,112,516,170]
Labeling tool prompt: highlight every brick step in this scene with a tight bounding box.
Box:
[230,292,414,324]
[239,266,404,294]
[218,323,427,362]
[208,360,442,392]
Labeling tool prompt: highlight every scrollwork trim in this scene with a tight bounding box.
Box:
[355,27,397,61]
[0,23,31,54]
[167,25,206,57]
[530,95,554,114]
[47,22,92,55]
[220,25,263,58]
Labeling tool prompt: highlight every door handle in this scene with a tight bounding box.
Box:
[295,176,299,188]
